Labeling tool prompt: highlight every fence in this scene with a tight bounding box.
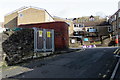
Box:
[33,28,54,52]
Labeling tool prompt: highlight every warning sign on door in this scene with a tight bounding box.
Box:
[47,32,51,37]
[39,31,43,37]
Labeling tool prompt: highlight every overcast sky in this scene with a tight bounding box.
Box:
[0,0,120,22]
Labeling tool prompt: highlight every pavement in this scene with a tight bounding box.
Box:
[1,47,118,79]
[0,33,3,67]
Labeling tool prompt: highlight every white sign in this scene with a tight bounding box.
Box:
[39,31,43,37]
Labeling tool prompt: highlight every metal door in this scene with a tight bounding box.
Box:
[33,28,54,52]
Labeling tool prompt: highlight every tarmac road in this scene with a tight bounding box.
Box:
[2,47,118,79]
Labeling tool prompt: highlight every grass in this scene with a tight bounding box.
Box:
[90,41,101,45]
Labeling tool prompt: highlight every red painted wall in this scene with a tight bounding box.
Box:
[18,21,69,50]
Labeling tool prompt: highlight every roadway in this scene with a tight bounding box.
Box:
[1,47,119,79]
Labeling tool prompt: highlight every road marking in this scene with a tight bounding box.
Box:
[117,50,120,55]
[6,66,17,71]
[114,49,119,54]
[1,66,18,72]
[110,58,120,80]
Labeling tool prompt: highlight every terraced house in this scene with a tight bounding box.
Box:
[71,16,112,47]
[108,1,120,46]
[109,9,120,46]
[4,6,54,28]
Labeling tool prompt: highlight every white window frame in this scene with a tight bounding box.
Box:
[114,15,116,20]
[74,24,77,27]
[119,12,120,17]
[108,27,112,32]
[119,22,120,28]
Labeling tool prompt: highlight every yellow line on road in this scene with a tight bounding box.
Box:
[117,50,120,55]
[5,66,18,71]
[114,49,119,54]
[0,66,18,72]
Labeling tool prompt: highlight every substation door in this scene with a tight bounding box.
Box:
[33,28,54,52]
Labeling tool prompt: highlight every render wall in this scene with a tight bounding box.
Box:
[18,8,45,25]
[4,12,18,28]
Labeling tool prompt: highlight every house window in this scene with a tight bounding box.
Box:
[89,18,95,21]
[74,24,77,27]
[78,24,80,27]
[114,15,116,20]
[112,25,115,31]
[119,22,120,28]
[108,27,112,32]
[79,24,82,27]
[119,12,120,17]
[74,24,80,27]
[89,15,95,21]
[19,13,23,17]
[78,19,81,22]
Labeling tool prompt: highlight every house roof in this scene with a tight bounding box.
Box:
[5,6,53,19]
[84,21,110,27]
[17,6,45,13]
[83,21,102,27]
[110,9,120,18]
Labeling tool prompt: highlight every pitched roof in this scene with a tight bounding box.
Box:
[110,9,120,18]
[83,21,102,27]
[17,6,45,13]
[5,6,53,18]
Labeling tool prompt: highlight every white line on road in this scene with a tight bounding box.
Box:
[110,58,120,80]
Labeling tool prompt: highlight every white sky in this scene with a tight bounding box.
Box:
[0,0,120,22]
